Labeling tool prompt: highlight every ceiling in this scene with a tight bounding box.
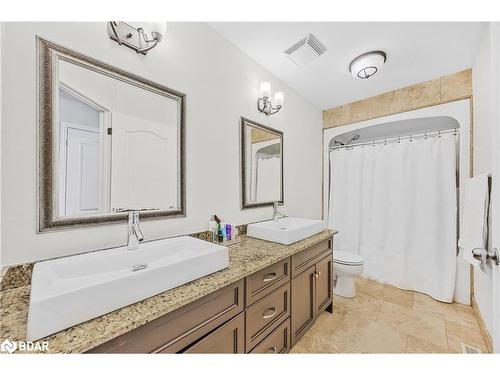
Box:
[208,22,487,110]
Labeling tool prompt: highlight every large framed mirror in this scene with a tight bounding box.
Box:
[241,117,283,209]
[38,37,185,231]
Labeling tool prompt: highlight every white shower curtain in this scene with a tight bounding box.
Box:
[256,156,281,202]
[329,133,458,302]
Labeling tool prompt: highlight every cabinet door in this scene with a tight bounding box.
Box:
[183,313,245,353]
[315,254,333,313]
[291,264,316,346]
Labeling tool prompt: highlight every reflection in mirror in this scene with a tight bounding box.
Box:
[57,61,180,217]
[241,118,283,208]
[38,38,185,230]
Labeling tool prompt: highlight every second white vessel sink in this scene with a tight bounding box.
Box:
[26,236,229,341]
[247,217,326,245]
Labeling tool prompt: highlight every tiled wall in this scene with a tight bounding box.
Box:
[323,69,472,129]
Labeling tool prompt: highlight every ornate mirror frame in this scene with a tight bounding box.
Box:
[240,117,284,209]
[37,37,186,231]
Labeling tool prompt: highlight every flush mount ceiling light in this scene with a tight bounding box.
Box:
[349,50,387,79]
[257,81,284,116]
[108,22,166,55]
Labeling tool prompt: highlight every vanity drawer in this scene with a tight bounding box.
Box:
[183,313,245,353]
[249,318,290,354]
[88,280,244,353]
[291,238,332,277]
[246,258,290,306]
[245,282,290,351]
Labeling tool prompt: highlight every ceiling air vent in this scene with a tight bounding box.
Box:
[284,34,327,66]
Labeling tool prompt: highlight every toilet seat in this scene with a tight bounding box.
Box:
[333,251,364,266]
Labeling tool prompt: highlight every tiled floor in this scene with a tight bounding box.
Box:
[291,277,490,354]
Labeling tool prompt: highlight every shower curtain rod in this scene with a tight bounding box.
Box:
[329,127,459,151]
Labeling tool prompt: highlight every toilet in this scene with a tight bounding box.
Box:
[332,251,365,298]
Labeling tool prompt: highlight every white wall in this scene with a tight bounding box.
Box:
[0,22,323,266]
[472,23,495,338]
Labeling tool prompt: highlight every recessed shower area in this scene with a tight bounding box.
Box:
[323,100,472,304]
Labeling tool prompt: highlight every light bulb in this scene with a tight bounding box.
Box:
[259,81,271,99]
[274,91,284,107]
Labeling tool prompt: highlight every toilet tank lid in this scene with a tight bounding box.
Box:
[333,251,364,264]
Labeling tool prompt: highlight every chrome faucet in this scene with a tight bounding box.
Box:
[272,201,286,221]
[127,211,144,250]
[114,208,154,250]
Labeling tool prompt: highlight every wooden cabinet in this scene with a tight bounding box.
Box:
[250,318,291,354]
[291,253,333,346]
[291,264,316,345]
[246,258,290,306]
[183,313,245,353]
[88,236,333,354]
[315,254,333,313]
[246,282,290,351]
[291,239,331,277]
[88,280,244,353]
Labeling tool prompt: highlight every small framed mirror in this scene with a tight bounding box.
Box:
[240,117,283,209]
[38,37,185,231]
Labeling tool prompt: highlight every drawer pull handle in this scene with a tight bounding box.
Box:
[262,307,277,319]
[263,272,277,282]
[267,346,277,354]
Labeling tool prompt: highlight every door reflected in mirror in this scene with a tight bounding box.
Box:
[38,38,185,230]
[241,118,283,209]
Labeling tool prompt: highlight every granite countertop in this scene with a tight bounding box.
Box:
[0,230,336,354]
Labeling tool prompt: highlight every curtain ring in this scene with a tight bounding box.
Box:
[398,137,401,143]
[424,132,427,139]
[372,141,375,147]
[384,139,387,145]
[438,130,442,137]
[410,135,413,142]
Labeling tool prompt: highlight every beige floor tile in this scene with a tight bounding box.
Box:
[382,285,415,308]
[325,313,408,353]
[332,297,348,316]
[413,293,479,329]
[354,277,368,289]
[377,301,448,349]
[290,330,341,353]
[445,320,490,353]
[406,335,449,353]
[357,278,384,300]
[334,292,383,321]
[292,278,488,354]
[305,310,345,340]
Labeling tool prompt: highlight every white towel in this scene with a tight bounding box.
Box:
[458,174,489,266]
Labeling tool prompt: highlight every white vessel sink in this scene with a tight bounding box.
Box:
[26,236,229,341]
[247,217,326,245]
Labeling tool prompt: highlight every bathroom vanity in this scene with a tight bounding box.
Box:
[86,234,334,353]
[0,230,335,354]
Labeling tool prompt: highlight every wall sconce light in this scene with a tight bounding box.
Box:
[257,81,284,116]
[108,22,166,55]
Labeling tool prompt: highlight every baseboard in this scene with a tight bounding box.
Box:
[471,296,494,353]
